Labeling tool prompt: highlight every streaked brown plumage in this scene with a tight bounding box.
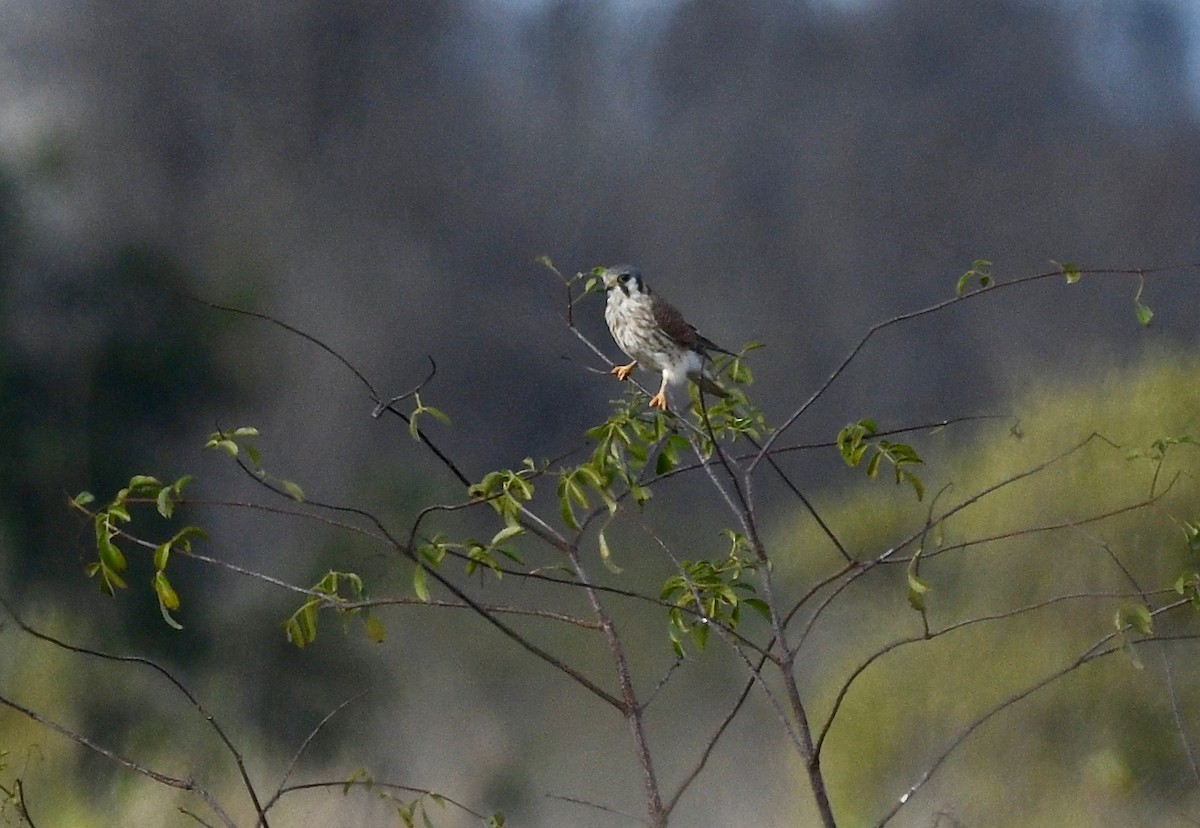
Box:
[601,264,731,410]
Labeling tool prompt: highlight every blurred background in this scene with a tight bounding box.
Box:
[1,0,1199,825]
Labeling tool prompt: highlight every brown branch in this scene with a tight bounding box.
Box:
[343,597,602,629]
[275,779,488,821]
[664,658,762,818]
[749,263,1200,473]
[0,692,236,828]
[0,594,267,825]
[874,598,1196,826]
[814,588,1163,761]
[261,694,367,822]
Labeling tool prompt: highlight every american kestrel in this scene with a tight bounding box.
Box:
[601,264,732,411]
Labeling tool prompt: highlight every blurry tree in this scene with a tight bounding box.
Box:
[3,259,1200,826]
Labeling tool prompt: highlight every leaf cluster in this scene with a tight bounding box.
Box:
[285,570,386,648]
[73,474,201,629]
[836,418,925,500]
[660,532,769,657]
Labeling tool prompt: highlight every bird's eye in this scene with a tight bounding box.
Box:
[618,273,631,283]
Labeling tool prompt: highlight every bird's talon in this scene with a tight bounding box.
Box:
[649,393,669,411]
[612,362,637,381]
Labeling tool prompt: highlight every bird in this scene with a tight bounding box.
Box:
[600,264,733,411]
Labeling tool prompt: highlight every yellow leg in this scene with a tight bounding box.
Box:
[612,361,637,381]
[648,375,670,411]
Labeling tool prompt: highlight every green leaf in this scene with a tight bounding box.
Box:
[280,479,306,502]
[1062,261,1082,284]
[1115,602,1152,635]
[158,598,184,630]
[1135,302,1154,327]
[956,259,992,295]
[743,598,772,622]
[232,426,260,438]
[127,474,161,491]
[243,441,261,467]
[211,439,239,457]
[153,542,171,572]
[364,616,386,644]
[902,469,926,501]
[559,492,580,532]
[598,530,622,574]
[98,535,127,574]
[154,570,181,611]
[491,524,524,546]
[630,484,652,507]
[73,491,95,507]
[907,572,930,612]
[155,486,174,518]
[655,447,677,475]
[287,603,319,647]
[1185,520,1200,552]
[422,405,451,426]
[865,451,882,478]
[412,564,430,602]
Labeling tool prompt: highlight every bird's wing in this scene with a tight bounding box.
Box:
[651,294,734,356]
[650,294,701,349]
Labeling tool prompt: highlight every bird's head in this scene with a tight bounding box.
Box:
[602,264,646,298]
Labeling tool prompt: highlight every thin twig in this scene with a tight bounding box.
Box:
[263,693,367,820]
[874,598,1195,826]
[750,263,1200,472]
[814,589,1162,760]
[0,692,236,828]
[0,594,267,826]
[276,779,488,820]
[545,792,653,825]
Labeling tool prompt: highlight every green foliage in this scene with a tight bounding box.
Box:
[339,769,496,827]
[1114,602,1153,669]
[836,419,925,499]
[204,425,261,462]
[905,552,931,613]
[582,399,667,508]
[1055,260,1083,284]
[284,570,384,648]
[73,473,201,629]
[415,532,523,586]
[1126,433,1198,464]
[408,392,451,440]
[660,532,768,657]
[469,459,538,525]
[206,426,305,501]
[1174,572,1200,610]
[955,258,993,295]
[692,385,770,447]
[1133,274,1153,327]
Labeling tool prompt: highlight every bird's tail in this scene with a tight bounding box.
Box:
[693,373,729,399]
[697,334,736,358]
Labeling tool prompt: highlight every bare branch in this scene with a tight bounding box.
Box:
[750,263,1198,473]
[0,692,236,828]
[276,779,489,821]
[545,792,653,825]
[0,594,267,825]
[875,598,1195,826]
[263,694,367,821]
